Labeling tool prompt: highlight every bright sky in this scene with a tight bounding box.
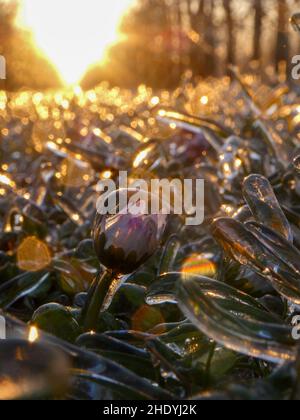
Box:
[17,0,135,84]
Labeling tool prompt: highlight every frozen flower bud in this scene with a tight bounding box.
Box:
[93,189,168,274]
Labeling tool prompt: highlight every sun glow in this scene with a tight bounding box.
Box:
[17,0,134,84]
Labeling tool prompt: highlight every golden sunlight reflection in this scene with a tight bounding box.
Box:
[17,0,135,84]
[28,326,39,343]
[0,174,16,188]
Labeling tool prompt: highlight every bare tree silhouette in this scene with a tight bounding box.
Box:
[253,0,263,67]
[276,0,290,76]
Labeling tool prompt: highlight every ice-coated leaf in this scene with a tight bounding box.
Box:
[176,274,296,363]
[243,174,293,242]
[212,217,300,304]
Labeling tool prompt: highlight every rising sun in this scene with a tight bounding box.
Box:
[17,0,135,85]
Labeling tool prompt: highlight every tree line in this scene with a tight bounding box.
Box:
[0,0,300,89]
[83,0,300,87]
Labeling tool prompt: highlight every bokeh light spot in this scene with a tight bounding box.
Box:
[17,237,51,272]
[132,305,165,333]
[181,254,216,278]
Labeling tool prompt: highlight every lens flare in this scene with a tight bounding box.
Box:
[17,237,51,272]
[181,254,217,278]
[17,0,135,84]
